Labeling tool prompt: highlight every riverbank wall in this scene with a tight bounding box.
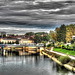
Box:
[42,51,75,72]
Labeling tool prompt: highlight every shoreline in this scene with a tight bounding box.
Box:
[42,51,75,72]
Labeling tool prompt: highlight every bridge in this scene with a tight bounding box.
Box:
[0,44,44,56]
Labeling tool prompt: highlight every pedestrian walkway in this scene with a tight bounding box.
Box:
[51,51,75,60]
[45,47,75,60]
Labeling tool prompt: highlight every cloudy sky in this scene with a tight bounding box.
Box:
[0,0,75,34]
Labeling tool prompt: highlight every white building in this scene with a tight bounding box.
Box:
[19,39,34,44]
[72,36,75,40]
[0,38,16,43]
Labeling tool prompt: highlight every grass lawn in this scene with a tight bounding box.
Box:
[54,48,75,56]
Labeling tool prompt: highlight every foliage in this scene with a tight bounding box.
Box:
[25,32,34,36]
[66,24,75,43]
[34,34,50,43]
[71,40,74,44]
[46,47,51,50]
[41,41,47,44]
[50,31,57,41]
[47,42,54,47]
[41,41,47,47]
[69,60,75,67]
[58,55,71,64]
[42,35,50,41]
[50,24,75,43]
[47,43,51,47]
[34,34,42,43]
[73,44,75,51]
[62,45,66,49]
[55,42,64,48]
[56,24,66,43]
[35,32,48,35]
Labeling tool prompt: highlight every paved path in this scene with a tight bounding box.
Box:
[45,49,75,60]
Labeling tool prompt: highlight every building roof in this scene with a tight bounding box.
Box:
[0,38,16,40]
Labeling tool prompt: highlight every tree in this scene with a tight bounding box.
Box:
[66,24,75,43]
[42,35,50,41]
[25,32,34,37]
[34,34,42,43]
[50,31,57,41]
[71,40,74,44]
[35,32,48,35]
[56,24,66,43]
[41,41,47,47]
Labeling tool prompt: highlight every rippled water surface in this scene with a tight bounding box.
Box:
[0,55,74,75]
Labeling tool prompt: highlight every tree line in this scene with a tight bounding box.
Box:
[25,32,50,43]
[50,24,75,43]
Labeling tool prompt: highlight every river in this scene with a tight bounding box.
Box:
[0,55,74,75]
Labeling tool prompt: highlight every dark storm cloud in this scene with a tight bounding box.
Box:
[0,0,75,34]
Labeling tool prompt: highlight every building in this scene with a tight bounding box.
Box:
[0,37,34,44]
[19,39,34,44]
[72,36,75,40]
[0,38,16,44]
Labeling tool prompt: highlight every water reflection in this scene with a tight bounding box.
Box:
[0,55,74,75]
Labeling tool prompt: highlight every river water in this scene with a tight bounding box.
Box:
[0,55,74,75]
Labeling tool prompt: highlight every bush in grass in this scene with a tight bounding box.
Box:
[71,40,74,44]
[73,44,75,51]
[65,45,73,50]
[58,55,71,64]
[47,43,54,48]
[67,45,69,49]
[47,43,51,47]
[62,45,66,49]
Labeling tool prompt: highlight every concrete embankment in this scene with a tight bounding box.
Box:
[42,51,75,72]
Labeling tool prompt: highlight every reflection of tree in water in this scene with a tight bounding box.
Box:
[43,55,48,59]
[34,55,40,66]
[56,64,69,74]
[52,61,57,71]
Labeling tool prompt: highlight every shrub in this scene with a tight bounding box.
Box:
[73,44,75,51]
[46,47,50,50]
[58,55,71,64]
[71,40,74,44]
[62,45,66,49]
[47,43,51,47]
[47,43,54,47]
[69,60,75,67]
[67,45,69,49]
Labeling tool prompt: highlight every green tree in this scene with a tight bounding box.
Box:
[66,24,75,43]
[35,32,48,35]
[57,24,66,43]
[34,34,42,43]
[42,35,50,41]
[41,41,47,47]
[50,31,57,41]
[25,32,34,37]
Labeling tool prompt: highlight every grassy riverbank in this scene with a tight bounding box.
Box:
[42,50,75,70]
[54,48,75,56]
